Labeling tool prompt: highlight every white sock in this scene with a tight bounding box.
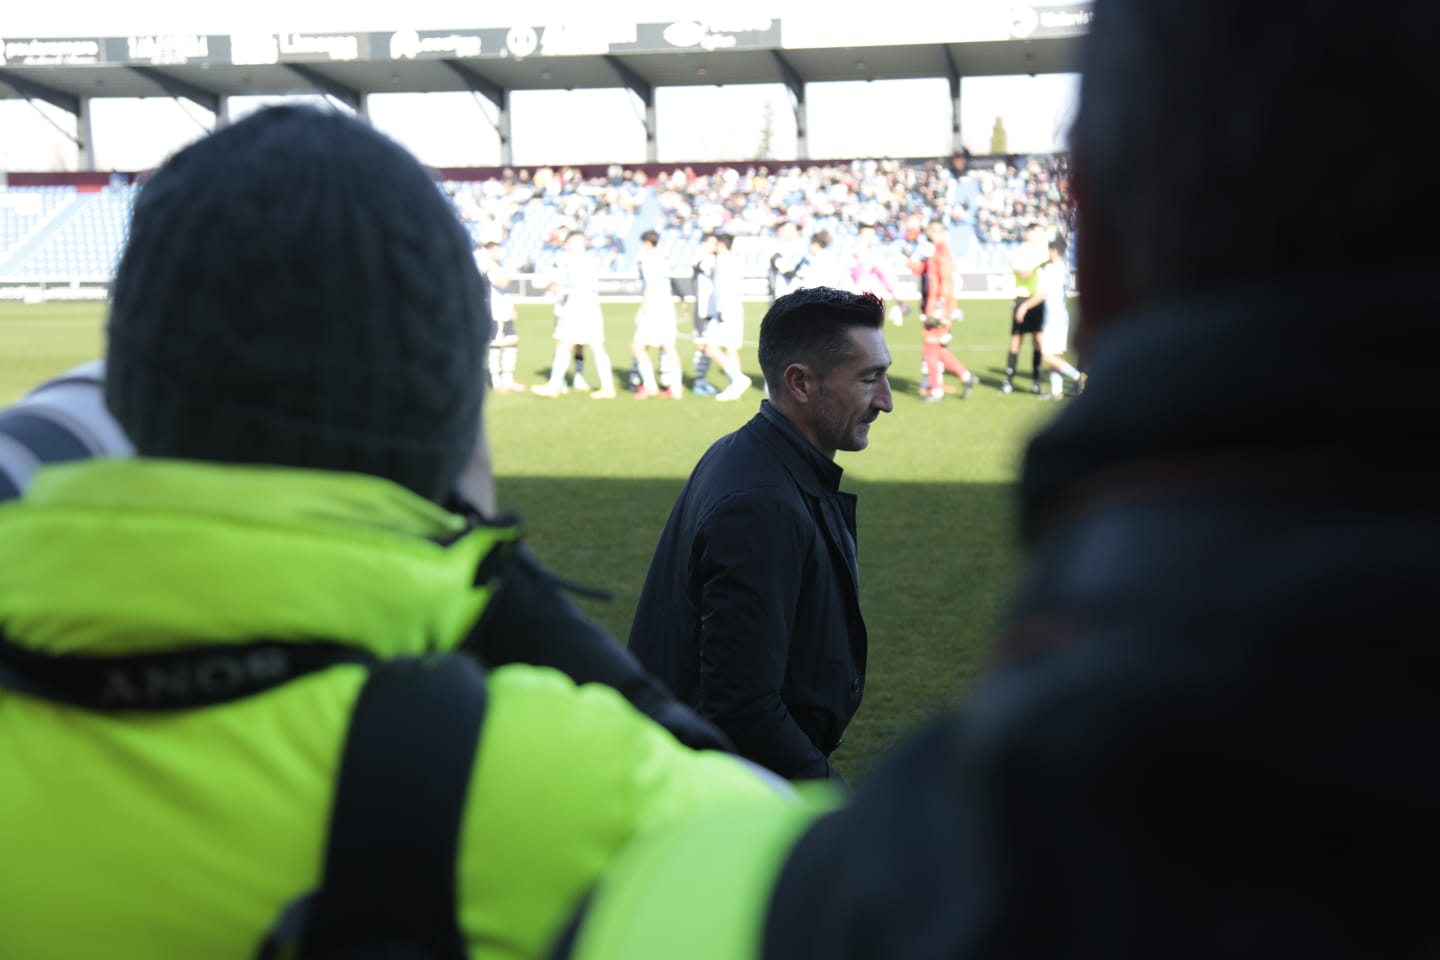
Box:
[502,346,518,386]
[590,345,614,392]
[1050,371,1063,395]
[1058,360,1081,380]
[721,355,745,384]
[638,356,657,391]
[658,351,677,388]
[488,347,501,387]
[548,345,571,387]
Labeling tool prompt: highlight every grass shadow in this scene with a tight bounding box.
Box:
[496,476,1025,785]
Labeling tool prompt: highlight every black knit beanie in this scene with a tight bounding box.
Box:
[105,105,488,502]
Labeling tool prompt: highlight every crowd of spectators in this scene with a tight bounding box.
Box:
[0,154,1071,284]
[441,152,1074,273]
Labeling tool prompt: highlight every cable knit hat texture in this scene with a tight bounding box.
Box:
[105,105,489,501]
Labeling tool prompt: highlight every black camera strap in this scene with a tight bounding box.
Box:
[259,654,488,959]
[0,537,519,713]
[0,632,379,711]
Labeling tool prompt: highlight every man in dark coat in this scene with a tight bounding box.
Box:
[628,288,893,781]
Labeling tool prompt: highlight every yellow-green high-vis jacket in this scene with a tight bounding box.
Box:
[0,459,789,960]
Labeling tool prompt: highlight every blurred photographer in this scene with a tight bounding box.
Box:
[0,358,727,754]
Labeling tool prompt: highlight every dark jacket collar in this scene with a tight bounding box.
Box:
[755,400,844,495]
[1020,280,1440,544]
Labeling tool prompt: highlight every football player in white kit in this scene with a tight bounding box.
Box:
[533,230,617,399]
[475,241,527,394]
[630,230,683,399]
[1015,235,1086,400]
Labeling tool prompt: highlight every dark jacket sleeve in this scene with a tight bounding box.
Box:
[694,491,839,781]
[469,545,734,753]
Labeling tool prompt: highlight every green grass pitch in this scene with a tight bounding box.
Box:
[0,297,1072,782]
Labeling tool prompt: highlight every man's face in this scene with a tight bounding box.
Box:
[701,236,717,255]
[807,326,894,458]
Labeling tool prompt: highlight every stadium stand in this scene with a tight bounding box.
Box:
[0,155,1073,285]
[0,187,80,275]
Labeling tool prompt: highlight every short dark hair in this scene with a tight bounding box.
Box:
[641,230,659,245]
[759,288,884,388]
[715,233,734,251]
[810,230,831,249]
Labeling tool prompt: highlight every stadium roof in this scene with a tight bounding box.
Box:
[0,10,1089,164]
[0,17,1086,104]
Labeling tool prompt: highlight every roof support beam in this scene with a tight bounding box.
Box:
[771,51,807,159]
[284,63,363,112]
[126,65,220,114]
[440,59,504,108]
[77,96,96,169]
[943,45,963,151]
[603,54,653,107]
[942,45,962,100]
[0,70,80,115]
[444,61,512,166]
[604,55,655,161]
[770,50,804,101]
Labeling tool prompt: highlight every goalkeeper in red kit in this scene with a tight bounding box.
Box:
[911,220,977,402]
